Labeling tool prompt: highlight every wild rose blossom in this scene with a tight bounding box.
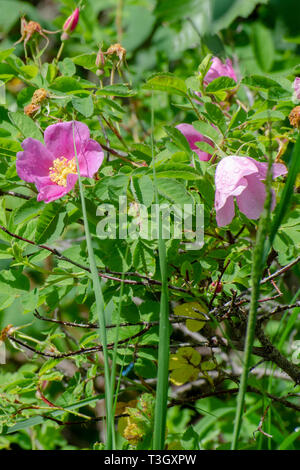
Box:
[176,123,214,161]
[61,7,79,40]
[204,57,237,85]
[16,121,104,203]
[214,156,287,227]
[293,77,300,100]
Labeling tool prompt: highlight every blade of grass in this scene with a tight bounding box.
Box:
[151,93,170,450]
[266,288,300,445]
[110,245,129,449]
[232,128,300,449]
[72,122,114,449]
[261,132,300,447]
[231,130,274,450]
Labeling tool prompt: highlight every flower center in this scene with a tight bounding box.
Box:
[49,156,77,187]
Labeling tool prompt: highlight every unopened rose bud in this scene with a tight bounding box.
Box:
[210,281,223,293]
[95,47,105,68]
[61,7,79,41]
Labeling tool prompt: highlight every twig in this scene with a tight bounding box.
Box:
[33,309,209,329]
[0,190,31,200]
[253,404,273,440]
[0,225,188,294]
[261,256,300,285]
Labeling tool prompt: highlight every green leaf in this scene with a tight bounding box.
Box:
[206,76,237,93]
[211,0,268,33]
[50,76,83,92]
[164,126,192,156]
[156,178,194,205]
[251,22,274,72]
[122,5,155,51]
[154,0,202,21]
[241,75,284,91]
[35,203,67,244]
[0,138,22,158]
[72,95,94,117]
[0,48,15,62]
[205,102,227,134]
[202,34,225,58]
[195,141,215,155]
[143,73,187,96]
[134,357,157,378]
[181,426,200,450]
[72,53,97,72]
[131,175,154,207]
[133,240,156,274]
[192,120,222,144]
[155,163,202,180]
[8,111,43,142]
[96,84,136,97]
[248,110,285,123]
[228,107,247,130]
[19,65,38,79]
[13,199,44,225]
[278,429,300,450]
[58,58,76,77]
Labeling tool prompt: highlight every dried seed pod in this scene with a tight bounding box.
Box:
[106,43,126,66]
[289,106,300,128]
[24,103,40,117]
[31,88,49,105]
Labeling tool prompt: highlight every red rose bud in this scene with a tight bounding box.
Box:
[61,7,79,40]
[210,281,223,293]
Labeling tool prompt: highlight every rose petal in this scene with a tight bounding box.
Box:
[215,156,258,196]
[252,159,288,180]
[16,138,54,183]
[36,174,78,203]
[294,77,300,100]
[215,194,235,227]
[78,139,104,177]
[236,174,266,220]
[44,121,90,160]
[204,57,237,84]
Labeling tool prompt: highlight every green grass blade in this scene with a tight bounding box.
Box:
[72,123,113,449]
[231,148,274,450]
[110,245,128,449]
[151,94,170,450]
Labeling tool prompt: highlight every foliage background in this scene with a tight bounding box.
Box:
[0,0,299,450]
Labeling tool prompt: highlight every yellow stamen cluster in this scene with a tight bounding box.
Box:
[49,156,77,187]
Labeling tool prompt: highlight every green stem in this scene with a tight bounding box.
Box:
[72,123,113,449]
[110,245,128,449]
[231,133,274,450]
[151,94,170,450]
[56,41,65,62]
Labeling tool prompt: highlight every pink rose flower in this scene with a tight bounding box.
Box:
[63,7,79,33]
[61,7,79,40]
[214,156,287,227]
[16,121,104,203]
[204,57,237,85]
[176,123,214,161]
[293,77,300,100]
